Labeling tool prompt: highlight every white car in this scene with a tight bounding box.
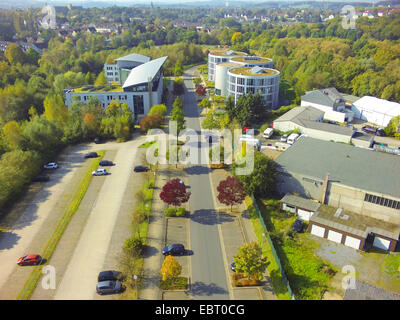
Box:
[280,134,288,142]
[43,162,58,169]
[92,168,107,176]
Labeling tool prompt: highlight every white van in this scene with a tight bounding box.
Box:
[263,128,274,139]
[239,136,261,150]
[287,133,299,145]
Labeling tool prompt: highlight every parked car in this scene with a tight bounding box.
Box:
[43,162,58,169]
[99,160,114,166]
[362,126,385,136]
[94,137,101,144]
[92,168,107,176]
[292,219,303,233]
[162,244,185,256]
[134,165,149,172]
[96,280,122,295]
[230,262,236,272]
[32,175,50,182]
[84,152,98,159]
[98,270,120,282]
[17,254,42,266]
[280,134,288,142]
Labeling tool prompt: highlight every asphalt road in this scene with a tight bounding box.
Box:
[183,68,230,300]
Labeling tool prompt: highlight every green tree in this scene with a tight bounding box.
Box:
[43,94,69,126]
[202,110,220,130]
[234,151,276,198]
[174,60,183,76]
[4,43,26,65]
[148,104,167,117]
[198,98,211,109]
[234,241,268,280]
[94,71,107,86]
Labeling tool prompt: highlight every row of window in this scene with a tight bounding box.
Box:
[229,85,274,94]
[105,95,128,101]
[364,193,400,209]
[229,76,277,86]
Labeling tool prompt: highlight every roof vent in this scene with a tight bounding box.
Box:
[251,66,265,74]
[340,214,349,220]
[334,208,342,218]
[226,50,235,55]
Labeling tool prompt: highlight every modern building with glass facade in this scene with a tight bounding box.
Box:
[65,56,167,120]
[226,66,280,108]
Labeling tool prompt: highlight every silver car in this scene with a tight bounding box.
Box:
[96,280,122,295]
[92,168,107,176]
[280,134,288,142]
[43,162,58,169]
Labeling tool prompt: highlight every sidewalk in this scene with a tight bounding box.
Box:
[208,167,277,300]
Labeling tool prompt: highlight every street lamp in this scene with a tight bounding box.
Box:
[145,202,150,223]
[133,274,138,299]
[261,233,266,255]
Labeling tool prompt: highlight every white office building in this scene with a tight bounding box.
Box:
[208,49,247,81]
[65,56,167,120]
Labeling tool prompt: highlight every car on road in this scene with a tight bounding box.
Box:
[32,175,50,182]
[84,152,98,159]
[43,162,58,169]
[98,270,120,282]
[99,160,114,166]
[162,244,185,256]
[96,280,122,295]
[94,137,102,144]
[362,126,385,136]
[17,254,42,266]
[92,168,107,176]
[134,165,149,172]
[292,219,303,233]
[280,134,288,142]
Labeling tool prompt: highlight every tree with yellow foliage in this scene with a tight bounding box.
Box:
[160,255,182,282]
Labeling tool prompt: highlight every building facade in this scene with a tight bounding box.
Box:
[208,49,247,82]
[65,56,167,120]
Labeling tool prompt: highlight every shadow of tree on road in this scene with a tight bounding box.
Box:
[189,281,228,296]
[190,210,235,225]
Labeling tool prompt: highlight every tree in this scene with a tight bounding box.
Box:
[160,178,191,208]
[174,60,183,76]
[234,151,277,198]
[217,176,246,212]
[43,94,69,126]
[234,241,268,280]
[139,114,163,132]
[195,85,207,96]
[173,77,184,95]
[202,110,220,130]
[94,71,107,86]
[160,255,182,282]
[2,120,23,150]
[148,104,167,117]
[198,98,211,109]
[4,43,26,65]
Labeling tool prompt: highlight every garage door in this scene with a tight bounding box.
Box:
[327,230,343,243]
[298,209,313,221]
[373,237,391,251]
[344,236,361,250]
[310,225,325,238]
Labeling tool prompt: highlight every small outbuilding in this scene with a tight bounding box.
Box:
[280,193,321,221]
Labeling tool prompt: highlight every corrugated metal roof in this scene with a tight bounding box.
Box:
[274,106,324,123]
[275,136,400,199]
[353,96,400,117]
[115,53,150,64]
[122,56,167,89]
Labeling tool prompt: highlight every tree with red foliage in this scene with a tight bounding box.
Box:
[217,176,246,212]
[196,85,207,96]
[160,178,191,208]
[139,114,163,132]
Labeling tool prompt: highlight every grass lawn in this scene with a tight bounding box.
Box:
[257,198,337,300]
[383,253,400,284]
[159,276,188,290]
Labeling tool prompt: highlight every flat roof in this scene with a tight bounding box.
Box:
[217,62,241,68]
[275,137,400,199]
[209,49,247,57]
[353,96,400,117]
[122,56,167,89]
[229,67,279,77]
[115,53,150,64]
[230,56,272,63]
[311,205,400,239]
[70,85,123,93]
[274,106,324,123]
[281,194,321,212]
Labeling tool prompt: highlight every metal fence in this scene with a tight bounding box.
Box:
[250,194,296,300]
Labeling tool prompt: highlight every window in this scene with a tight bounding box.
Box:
[237,86,244,93]
[247,78,254,86]
[133,95,144,114]
[364,193,400,210]
[247,87,255,94]
[237,78,245,85]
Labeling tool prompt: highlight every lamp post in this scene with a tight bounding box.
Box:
[261,233,265,256]
[133,274,138,299]
[145,202,150,223]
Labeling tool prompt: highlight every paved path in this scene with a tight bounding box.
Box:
[53,136,145,299]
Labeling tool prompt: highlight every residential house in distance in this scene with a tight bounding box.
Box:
[301,87,355,123]
[275,136,400,252]
[65,56,167,120]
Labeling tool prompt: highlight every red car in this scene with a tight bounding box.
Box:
[17,254,42,266]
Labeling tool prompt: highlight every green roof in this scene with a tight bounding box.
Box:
[275,137,400,199]
[72,85,123,93]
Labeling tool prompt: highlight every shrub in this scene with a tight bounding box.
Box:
[176,207,187,217]
[148,104,167,117]
[139,114,163,132]
[124,238,143,257]
[164,207,176,217]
